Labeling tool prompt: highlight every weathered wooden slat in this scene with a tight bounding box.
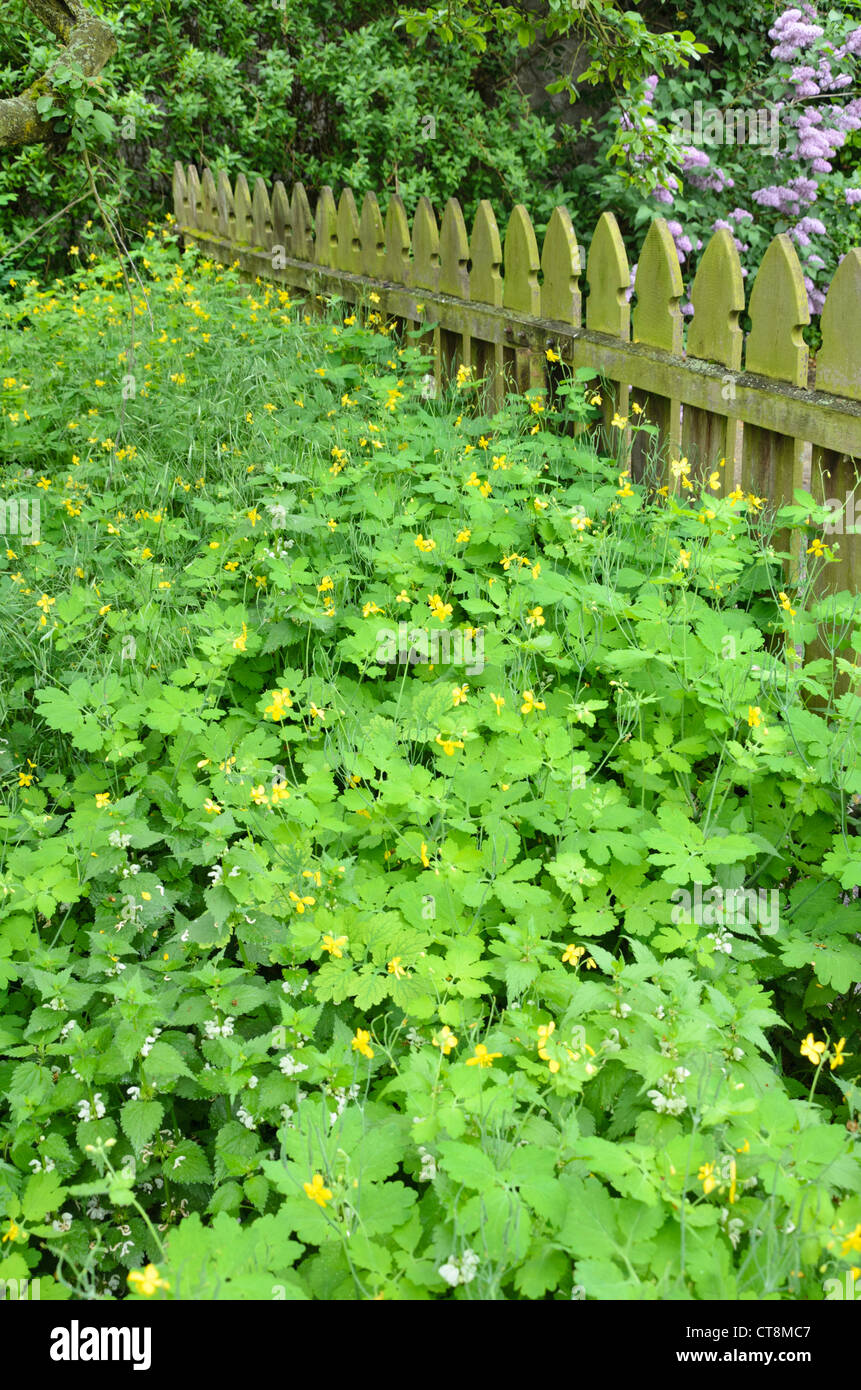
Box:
[741,233,809,579]
[385,194,411,285]
[314,186,338,269]
[200,167,218,236]
[503,205,542,393]
[270,180,291,262]
[586,211,630,434]
[438,198,471,387]
[172,162,189,226]
[251,178,272,250]
[469,200,504,411]
[811,248,861,603]
[683,227,745,485]
[411,196,440,293]
[186,165,202,230]
[541,205,580,326]
[631,218,684,476]
[291,183,314,260]
[233,173,252,246]
[336,188,361,275]
[215,170,235,243]
[359,191,386,280]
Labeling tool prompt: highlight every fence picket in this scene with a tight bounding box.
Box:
[741,233,809,579]
[469,200,504,411]
[683,228,745,487]
[811,248,861,601]
[585,211,630,435]
[336,188,361,275]
[503,205,542,393]
[359,191,386,280]
[631,218,684,477]
[291,183,314,260]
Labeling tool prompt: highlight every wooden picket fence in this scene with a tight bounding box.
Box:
[172,162,861,599]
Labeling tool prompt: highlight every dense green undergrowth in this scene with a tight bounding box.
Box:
[0,230,860,1301]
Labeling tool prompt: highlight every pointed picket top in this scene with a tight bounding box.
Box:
[385,195,411,284]
[216,169,236,242]
[503,204,540,315]
[336,188,361,274]
[359,191,386,279]
[186,165,202,230]
[291,182,313,261]
[439,197,470,300]
[632,218,684,354]
[199,167,218,235]
[817,248,861,400]
[469,200,503,307]
[252,178,273,250]
[411,196,440,293]
[586,212,630,339]
[745,233,809,385]
[270,180,291,255]
[172,162,189,225]
[541,204,581,326]
[688,228,744,368]
[233,173,252,245]
[315,186,338,268]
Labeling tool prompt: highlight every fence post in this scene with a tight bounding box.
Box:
[439,197,470,389]
[585,211,630,440]
[469,200,504,413]
[503,204,543,396]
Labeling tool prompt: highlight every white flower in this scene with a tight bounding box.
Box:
[646,1089,668,1113]
[655,1004,665,1020]
[460,1249,479,1283]
[109,831,132,849]
[247,1075,258,1089]
[52,1212,73,1233]
[173,1154,187,1170]
[207,864,223,886]
[221,1016,235,1037]
[731,1045,744,1061]
[77,1099,93,1122]
[279,1053,308,1077]
[438,1260,460,1287]
[417,1146,437,1181]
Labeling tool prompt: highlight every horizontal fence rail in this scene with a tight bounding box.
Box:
[172,163,861,600]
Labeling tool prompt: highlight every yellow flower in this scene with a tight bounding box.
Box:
[807,537,825,557]
[698,1162,717,1195]
[304,1173,333,1208]
[95,792,111,809]
[18,771,34,787]
[396,589,410,603]
[800,1032,826,1064]
[322,934,348,958]
[747,706,761,728]
[490,693,505,715]
[435,734,464,756]
[420,842,432,868]
[452,683,469,707]
[545,348,560,363]
[352,1028,374,1060]
[2,1220,20,1243]
[387,956,406,979]
[589,393,602,406]
[840,1223,861,1256]
[363,601,384,617]
[432,1024,458,1055]
[318,576,334,592]
[127,1264,170,1296]
[678,549,690,569]
[537,1022,560,1072]
[203,799,222,815]
[265,688,293,720]
[289,890,316,913]
[232,623,248,652]
[829,1037,849,1070]
[611,413,627,428]
[526,606,545,627]
[521,690,545,715]
[465,1043,501,1068]
[250,784,268,805]
[561,943,585,964]
[456,528,471,543]
[778,591,796,617]
[309,703,326,722]
[414,533,436,552]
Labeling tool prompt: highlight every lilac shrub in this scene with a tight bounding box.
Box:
[640,4,861,331]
